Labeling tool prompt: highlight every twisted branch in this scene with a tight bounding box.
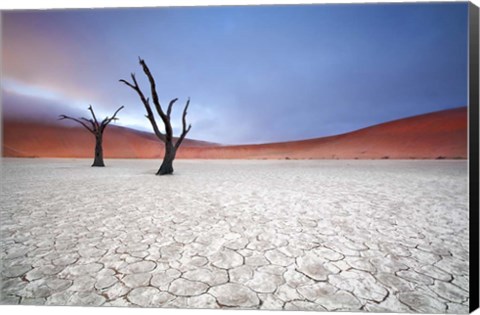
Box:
[100,106,125,132]
[59,115,95,134]
[121,57,192,157]
[175,98,192,149]
[137,58,173,140]
[120,73,166,143]
[59,105,124,135]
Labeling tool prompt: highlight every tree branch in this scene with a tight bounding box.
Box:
[138,58,173,139]
[100,105,125,131]
[167,98,178,119]
[175,98,192,149]
[80,117,96,130]
[119,77,136,90]
[110,105,124,121]
[119,76,166,143]
[145,114,166,142]
[59,115,96,134]
[88,105,99,128]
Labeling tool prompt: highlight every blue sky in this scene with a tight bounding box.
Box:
[2,2,469,144]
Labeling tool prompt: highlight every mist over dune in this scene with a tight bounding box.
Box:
[2,107,467,159]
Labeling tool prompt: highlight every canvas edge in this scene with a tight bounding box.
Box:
[469,1,480,313]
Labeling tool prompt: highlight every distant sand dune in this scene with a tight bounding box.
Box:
[2,121,214,159]
[2,107,467,159]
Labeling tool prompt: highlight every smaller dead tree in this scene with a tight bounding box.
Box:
[59,105,124,167]
[120,58,192,175]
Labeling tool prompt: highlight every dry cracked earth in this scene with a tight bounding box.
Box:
[0,159,470,312]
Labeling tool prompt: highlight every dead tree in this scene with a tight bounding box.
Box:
[59,105,124,167]
[120,58,192,175]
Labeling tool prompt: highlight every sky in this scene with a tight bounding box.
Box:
[1,2,469,144]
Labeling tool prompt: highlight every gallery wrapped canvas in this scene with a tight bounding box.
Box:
[0,1,479,314]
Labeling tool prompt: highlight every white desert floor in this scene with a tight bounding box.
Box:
[0,158,470,312]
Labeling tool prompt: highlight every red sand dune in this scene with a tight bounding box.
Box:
[2,107,467,159]
[2,122,214,159]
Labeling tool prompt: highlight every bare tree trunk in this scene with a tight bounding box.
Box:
[157,143,176,175]
[120,58,192,176]
[59,105,124,167]
[92,134,105,167]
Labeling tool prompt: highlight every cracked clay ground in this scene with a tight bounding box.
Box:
[0,159,469,312]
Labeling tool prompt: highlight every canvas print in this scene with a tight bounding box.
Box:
[0,1,478,313]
